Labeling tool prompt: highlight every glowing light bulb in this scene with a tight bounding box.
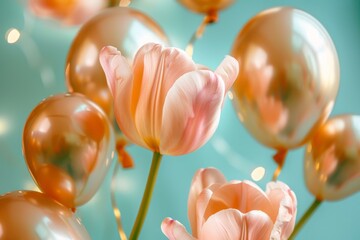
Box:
[251,166,265,181]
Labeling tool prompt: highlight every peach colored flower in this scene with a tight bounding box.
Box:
[28,0,107,25]
[99,43,238,156]
[161,168,297,240]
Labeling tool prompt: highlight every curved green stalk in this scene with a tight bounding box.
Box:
[129,152,163,240]
[289,198,322,240]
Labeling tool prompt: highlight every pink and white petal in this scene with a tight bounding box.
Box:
[191,183,221,237]
[161,217,196,240]
[188,168,226,237]
[160,70,225,155]
[203,181,276,222]
[132,44,197,150]
[196,64,209,70]
[266,181,292,217]
[99,46,145,147]
[215,55,239,92]
[99,46,132,97]
[266,182,297,239]
[199,209,273,240]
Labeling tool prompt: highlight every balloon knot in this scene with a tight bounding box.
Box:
[206,10,219,24]
[272,149,288,181]
[116,138,134,168]
[273,149,288,166]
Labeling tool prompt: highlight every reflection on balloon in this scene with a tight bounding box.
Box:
[177,0,235,15]
[65,7,169,118]
[28,0,108,25]
[231,7,339,151]
[305,115,360,201]
[23,93,115,208]
[0,191,90,239]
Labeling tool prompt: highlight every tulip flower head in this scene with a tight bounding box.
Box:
[99,43,238,156]
[161,168,297,240]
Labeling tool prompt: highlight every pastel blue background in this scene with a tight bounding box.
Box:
[1,0,360,239]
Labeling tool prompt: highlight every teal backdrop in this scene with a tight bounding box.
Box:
[1,0,360,239]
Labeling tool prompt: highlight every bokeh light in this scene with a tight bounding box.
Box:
[5,28,20,44]
[251,166,265,181]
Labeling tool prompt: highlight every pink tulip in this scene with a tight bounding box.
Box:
[99,43,238,155]
[28,0,107,25]
[161,168,297,240]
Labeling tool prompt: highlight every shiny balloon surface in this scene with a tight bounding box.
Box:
[177,0,235,15]
[28,0,108,25]
[305,115,360,201]
[23,93,115,208]
[65,7,169,118]
[230,7,339,150]
[0,191,90,239]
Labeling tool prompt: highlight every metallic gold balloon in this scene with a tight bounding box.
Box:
[305,115,360,201]
[0,191,90,239]
[65,7,169,118]
[23,93,115,208]
[28,0,108,25]
[231,7,339,150]
[177,0,235,15]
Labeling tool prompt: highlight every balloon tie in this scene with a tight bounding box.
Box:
[185,10,218,57]
[111,162,128,240]
[116,134,134,168]
[272,149,287,181]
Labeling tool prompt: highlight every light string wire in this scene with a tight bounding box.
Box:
[111,161,128,240]
[185,11,218,57]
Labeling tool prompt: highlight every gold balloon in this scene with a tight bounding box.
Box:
[305,115,360,201]
[231,7,339,150]
[28,0,107,25]
[65,7,169,118]
[23,93,115,208]
[0,191,90,239]
[177,0,235,15]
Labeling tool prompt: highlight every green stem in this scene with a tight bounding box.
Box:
[289,199,322,240]
[129,152,163,240]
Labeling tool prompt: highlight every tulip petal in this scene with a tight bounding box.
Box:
[204,181,276,222]
[215,55,239,92]
[99,46,131,97]
[99,46,146,147]
[188,168,226,237]
[200,209,273,240]
[160,70,225,155]
[266,181,297,239]
[132,43,196,151]
[161,217,196,240]
[194,185,223,238]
